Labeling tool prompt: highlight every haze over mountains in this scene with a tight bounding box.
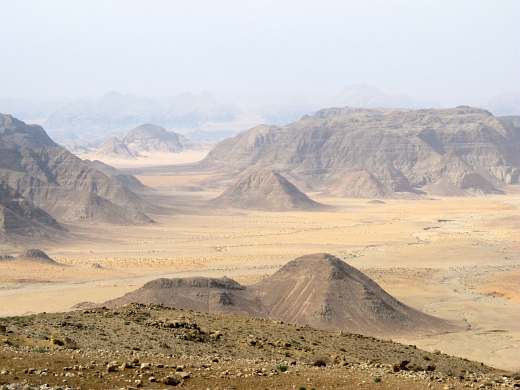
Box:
[0,113,152,234]
[331,84,432,109]
[203,106,520,197]
[43,91,236,143]
[103,253,454,337]
[487,93,520,116]
[3,86,520,152]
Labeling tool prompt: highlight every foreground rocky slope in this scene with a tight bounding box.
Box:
[0,114,151,225]
[212,169,325,211]
[103,254,455,337]
[203,106,520,197]
[1,304,516,389]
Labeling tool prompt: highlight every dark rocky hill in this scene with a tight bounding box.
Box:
[102,253,456,338]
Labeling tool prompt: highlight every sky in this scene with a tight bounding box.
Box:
[1,0,520,106]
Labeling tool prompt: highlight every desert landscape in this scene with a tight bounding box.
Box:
[2,2,520,389]
[2,158,520,371]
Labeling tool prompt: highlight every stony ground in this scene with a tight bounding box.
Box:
[0,304,519,389]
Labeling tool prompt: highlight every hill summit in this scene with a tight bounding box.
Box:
[212,169,324,211]
[252,253,452,335]
[102,253,455,337]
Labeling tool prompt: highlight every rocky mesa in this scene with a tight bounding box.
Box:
[202,106,520,197]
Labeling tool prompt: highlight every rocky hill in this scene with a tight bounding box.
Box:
[122,124,190,153]
[1,304,510,390]
[95,136,138,159]
[252,253,453,336]
[202,107,520,197]
[93,124,191,159]
[212,169,325,211]
[11,249,62,265]
[102,254,454,338]
[0,180,64,242]
[0,113,152,225]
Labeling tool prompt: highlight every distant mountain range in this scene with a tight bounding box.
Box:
[202,106,520,197]
[43,91,236,144]
[487,93,520,116]
[331,84,433,109]
[3,87,520,152]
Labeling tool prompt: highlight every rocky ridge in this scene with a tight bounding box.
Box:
[0,114,151,225]
[202,107,520,197]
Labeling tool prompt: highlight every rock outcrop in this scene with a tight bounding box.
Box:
[0,180,64,242]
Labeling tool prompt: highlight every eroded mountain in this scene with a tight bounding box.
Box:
[203,107,520,197]
[0,113,152,225]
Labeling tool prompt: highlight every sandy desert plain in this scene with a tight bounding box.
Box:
[1,154,520,373]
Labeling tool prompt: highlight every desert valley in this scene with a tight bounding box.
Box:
[1,105,520,389]
[2,2,520,388]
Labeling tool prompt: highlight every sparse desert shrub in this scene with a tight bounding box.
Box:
[32,346,49,353]
[312,356,328,367]
[373,376,382,383]
[276,363,288,372]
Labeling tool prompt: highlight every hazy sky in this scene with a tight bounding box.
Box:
[2,0,520,105]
